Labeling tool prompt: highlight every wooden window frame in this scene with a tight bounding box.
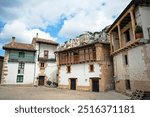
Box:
[89,64,94,72]
[40,62,45,68]
[44,50,49,59]
[67,65,71,73]
[124,29,131,43]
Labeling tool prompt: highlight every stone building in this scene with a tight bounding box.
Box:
[1,35,58,86]
[56,31,113,92]
[0,56,4,84]
[32,35,59,86]
[107,0,150,93]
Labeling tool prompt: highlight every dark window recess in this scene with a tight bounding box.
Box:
[124,54,128,65]
[89,64,94,72]
[16,75,23,83]
[124,29,131,42]
[67,66,71,73]
[148,28,150,39]
[44,50,49,59]
[125,79,131,90]
[19,52,25,58]
[40,63,45,67]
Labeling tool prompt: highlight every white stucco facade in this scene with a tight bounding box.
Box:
[34,42,58,85]
[1,38,58,86]
[2,50,36,85]
[59,63,100,87]
[5,62,35,84]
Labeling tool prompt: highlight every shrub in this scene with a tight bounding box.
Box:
[135,25,143,33]
[53,82,58,87]
[47,80,52,86]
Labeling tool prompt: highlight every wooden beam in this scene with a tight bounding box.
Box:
[109,33,113,53]
[108,5,135,34]
[130,10,136,40]
[117,24,122,48]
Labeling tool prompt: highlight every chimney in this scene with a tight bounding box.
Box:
[36,33,38,38]
[11,37,15,45]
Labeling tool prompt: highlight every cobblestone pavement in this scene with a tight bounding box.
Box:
[0,86,130,100]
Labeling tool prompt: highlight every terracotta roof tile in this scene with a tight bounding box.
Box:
[32,38,59,45]
[3,42,36,51]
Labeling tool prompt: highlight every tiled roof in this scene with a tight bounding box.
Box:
[32,38,59,45]
[3,42,36,51]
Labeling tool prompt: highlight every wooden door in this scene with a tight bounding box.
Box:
[92,79,99,92]
[38,76,45,86]
[70,79,76,90]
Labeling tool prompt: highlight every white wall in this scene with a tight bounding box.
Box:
[114,44,150,81]
[37,43,57,59]
[136,6,150,39]
[59,63,100,86]
[34,43,58,84]
[45,63,57,82]
[5,62,35,84]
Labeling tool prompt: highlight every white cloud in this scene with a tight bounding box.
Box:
[59,0,131,38]
[59,10,112,38]
[0,0,132,42]
[0,20,57,44]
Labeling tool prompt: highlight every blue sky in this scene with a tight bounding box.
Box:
[0,0,131,56]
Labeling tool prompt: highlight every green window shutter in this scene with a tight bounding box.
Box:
[19,52,25,58]
[16,75,23,83]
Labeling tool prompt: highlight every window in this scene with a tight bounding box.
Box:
[124,54,128,65]
[18,63,25,74]
[44,50,49,59]
[67,66,71,73]
[16,75,23,83]
[89,64,94,72]
[148,28,150,39]
[124,29,131,42]
[125,79,131,90]
[40,62,45,68]
[19,52,25,58]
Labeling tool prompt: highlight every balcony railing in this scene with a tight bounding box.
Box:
[59,52,96,65]
[38,57,56,62]
[9,54,35,63]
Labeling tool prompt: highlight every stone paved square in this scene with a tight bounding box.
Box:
[0,86,129,100]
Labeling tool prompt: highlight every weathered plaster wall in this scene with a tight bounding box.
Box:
[114,43,150,92]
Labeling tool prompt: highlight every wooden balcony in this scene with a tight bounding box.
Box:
[59,52,96,65]
[38,57,56,62]
[9,54,35,63]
